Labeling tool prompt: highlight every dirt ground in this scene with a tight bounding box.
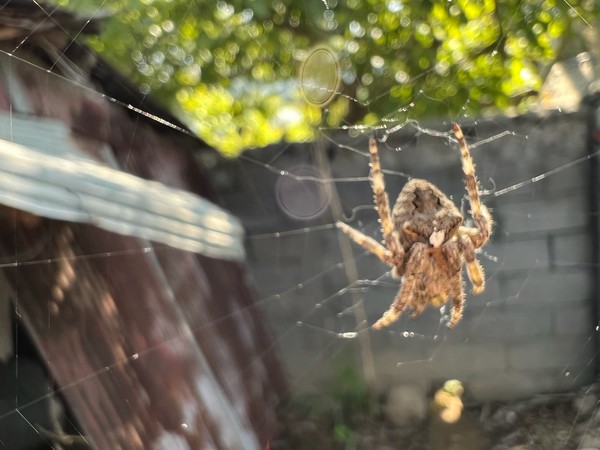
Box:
[270,384,600,450]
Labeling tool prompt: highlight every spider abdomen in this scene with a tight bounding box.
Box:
[392,179,463,250]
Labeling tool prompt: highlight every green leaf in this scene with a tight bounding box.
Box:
[52,0,600,154]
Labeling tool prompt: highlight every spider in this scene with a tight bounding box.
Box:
[336,124,492,329]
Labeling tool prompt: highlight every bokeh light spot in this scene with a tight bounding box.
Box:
[300,47,339,107]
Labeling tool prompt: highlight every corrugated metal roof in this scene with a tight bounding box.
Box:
[0,113,245,261]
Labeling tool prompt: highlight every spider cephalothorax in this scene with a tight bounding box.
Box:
[336,124,492,329]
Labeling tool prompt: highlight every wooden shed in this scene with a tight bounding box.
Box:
[0,1,286,448]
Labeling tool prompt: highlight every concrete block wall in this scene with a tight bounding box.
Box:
[208,112,597,402]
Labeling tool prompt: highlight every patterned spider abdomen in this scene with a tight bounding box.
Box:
[392,179,463,251]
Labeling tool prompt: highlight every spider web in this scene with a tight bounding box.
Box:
[0,1,599,449]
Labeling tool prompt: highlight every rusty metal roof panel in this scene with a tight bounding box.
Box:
[0,114,245,261]
[0,4,285,449]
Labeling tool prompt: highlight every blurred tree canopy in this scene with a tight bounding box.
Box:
[55,0,597,155]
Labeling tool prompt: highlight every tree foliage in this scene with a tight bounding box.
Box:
[56,0,598,155]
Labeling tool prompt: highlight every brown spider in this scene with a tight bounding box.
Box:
[336,124,492,329]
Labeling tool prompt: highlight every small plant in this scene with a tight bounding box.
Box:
[330,363,370,417]
[283,358,373,449]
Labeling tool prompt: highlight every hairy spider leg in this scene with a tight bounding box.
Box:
[452,124,493,249]
[448,277,465,327]
[372,242,429,329]
[335,136,405,270]
[367,136,404,267]
[441,239,468,326]
[459,234,485,294]
[335,222,394,266]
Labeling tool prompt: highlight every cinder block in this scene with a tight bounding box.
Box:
[467,367,595,402]
[246,236,286,264]
[552,233,594,266]
[553,302,595,335]
[249,266,302,298]
[507,336,593,371]
[428,341,507,375]
[486,239,549,271]
[496,269,592,306]
[463,305,553,340]
[372,340,436,366]
[496,194,588,234]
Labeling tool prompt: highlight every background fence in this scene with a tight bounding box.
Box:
[210,110,598,401]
